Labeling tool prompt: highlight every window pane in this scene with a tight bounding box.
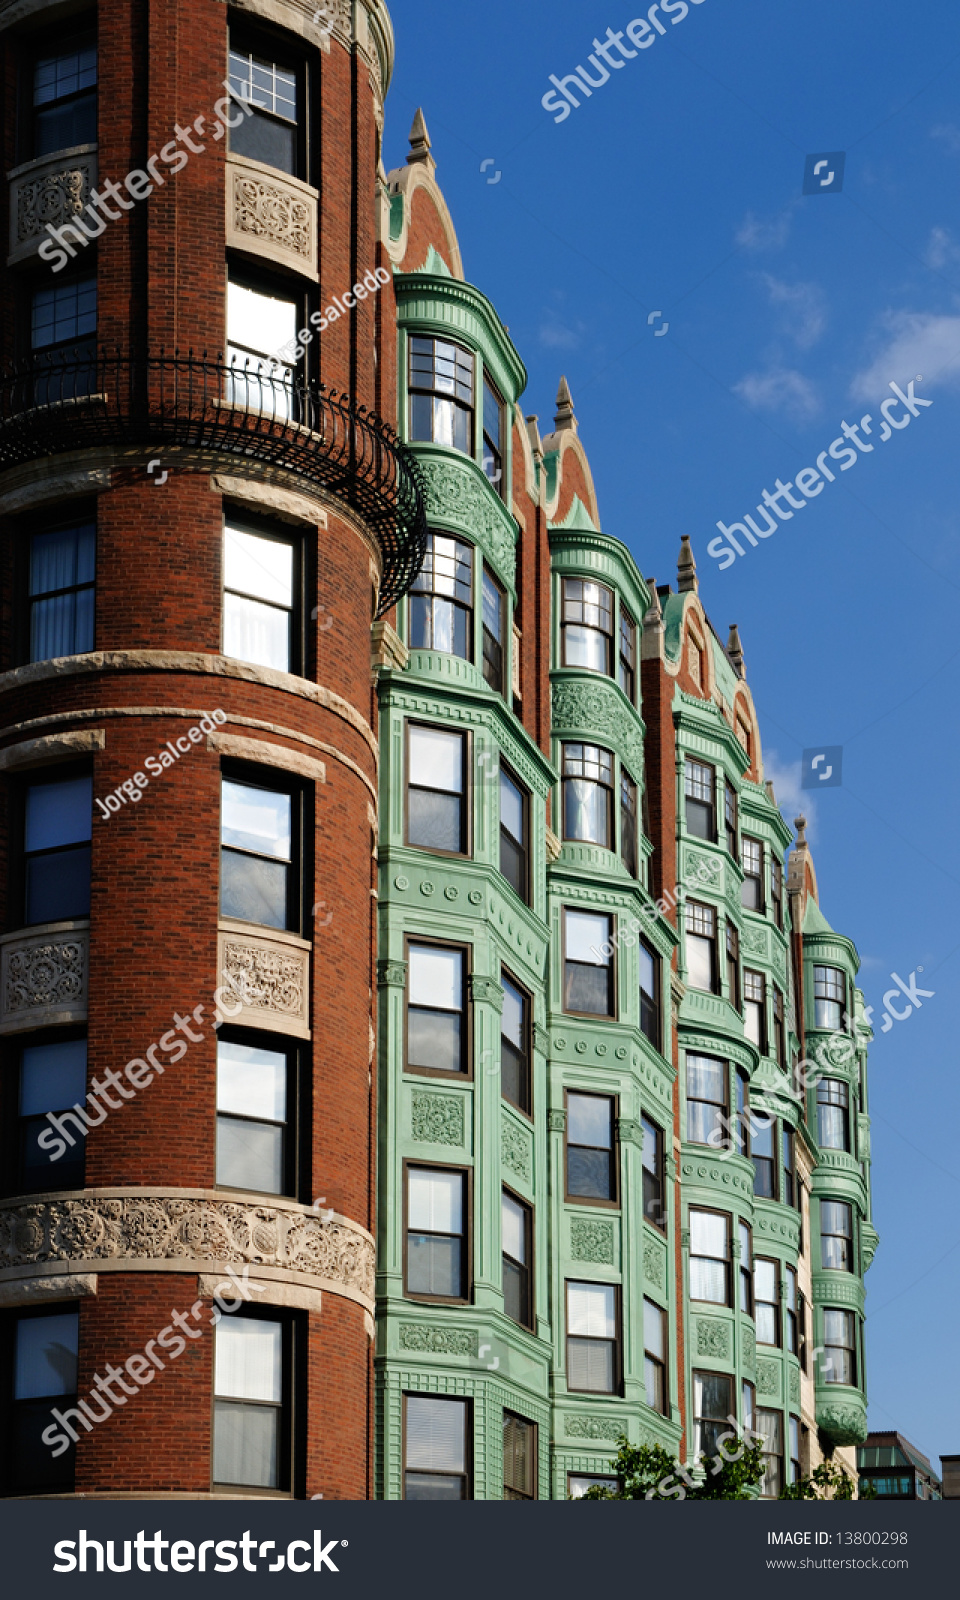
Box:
[756,1305,778,1345]
[30,525,95,595]
[221,781,291,861]
[14,1313,79,1399]
[501,977,524,1050]
[686,935,714,991]
[568,1092,613,1149]
[20,1038,87,1115]
[215,1317,282,1402]
[227,281,297,360]
[564,625,608,673]
[228,50,297,119]
[409,946,461,1010]
[690,1259,727,1302]
[565,963,611,1015]
[406,1396,466,1472]
[567,1339,614,1392]
[224,527,292,607]
[223,592,290,672]
[687,1055,725,1103]
[567,1146,613,1199]
[25,845,90,924]
[409,726,462,793]
[31,588,95,660]
[216,1041,286,1119]
[565,912,610,964]
[690,1211,727,1258]
[502,1193,526,1263]
[408,1007,461,1071]
[26,776,92,852]
[500,770,524,843]
[567,1282,615,1338]
[409,1169,462,1233]
[31,277,96,348]
[217,1117,283,1192]
[755,1259,777,1301]
[569,1475,616,1498]
[220,850,287,928]
[407,1236,462,1297]
[644,1298,665,1360]
[213,1401,279,1487]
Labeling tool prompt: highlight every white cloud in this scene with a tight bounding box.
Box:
[849,310,960,402]
[733,365,820,421]
[931,122,960,155]
[538,317,586,350]
[759,274,827,349]
[736,207,793,253]
[761,751,814,839]
[924,227,960,272]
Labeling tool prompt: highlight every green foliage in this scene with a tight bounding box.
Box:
[779,1460,871,1501]
[578,1433,765,1501]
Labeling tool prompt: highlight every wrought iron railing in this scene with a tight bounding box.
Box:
[0,347,427,616]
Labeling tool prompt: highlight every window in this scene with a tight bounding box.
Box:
[799,1293,809,1373]
[409,336,474,454]
[689,1209,730,1305]
[739,1222,753,1315]
[685,902,717,992]
[820,1200,854,1271]
[569,1473,617,1498]
[744,969,766,1052]
[501,1191,532,1328]
[736,715,752,760]
[693,1371,732,1461]
[220,774,296,931]
[406,724,467,855]
[724,780,738,857]
[406,943,466,1076]
[226,275,298,419]
[481,567,505,691]
[482,378,504,494]
[19,1036,87,1192]
[823,1310,857,1384]
[409,533,473,659]
[642,1116,665,1228]
[639,940,660,1047]
[735,1069,749,1159]
[31,273,96,391]
[23,772,92,925]
[228,35,302,176]
[618,607,636,702]
[742,1379,755,1437]
[7,1309,79,1491]
[406,1167,467,1301]
[741,837,764,911]
[644,1299,667,1414]
[755,1258,779,1346]
[561,578,614,675]
[782,1126,796,1209]
[222,519,296,673]
[752,1118,776,1200]
[30,38,97,158]
[566,1092,616,1203]
[563,910,614,1017]
[797,1176,806,1255]
[685,758,715,840]
[213,1314,288,1490]
[216,1038,293,1197]
[29,518,95,662]
[771,857,784,929]
[404,1395,469,1500]
[757,1409,783,1498]
[500,973,530,1114]
[785,1265,798,1355]
[817,1078,850,1152]
[499,765,528,901]
[562,743,614,847]
[772,987,786,1068]
[566,1281,619,1393]
[502,1412,536,1499]
[686,1055,726,1148]
[814,965,846,1031]
[726,923,740,1011]
[620,771,638,878]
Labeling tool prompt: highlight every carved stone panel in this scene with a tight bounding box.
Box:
[398,1323,477,1356]
[0,921,89,1034]
[0,1190,375,1312]
[417,456,517,586]
[226,155,318,279]
[500,1113,532,1182]
[756,1357,780,1398]
[696,1317,731,1359]
[8,149,97,265]
[218,924,310,1038]
[410,1091,464,1147]
[551,677,644,778]
[570,1218,615,1265]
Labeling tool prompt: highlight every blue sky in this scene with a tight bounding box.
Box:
[386,0,960,1471]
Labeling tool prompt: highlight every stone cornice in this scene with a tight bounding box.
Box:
[0,1189,375,1314]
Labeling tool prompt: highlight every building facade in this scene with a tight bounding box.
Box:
[1,0,876,1502]
[858,1433,942,1500]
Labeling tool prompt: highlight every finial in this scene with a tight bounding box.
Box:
[407,108,436,174]
[727,622,744,676]
[525,413,543,459]
[678,534,698,594]
[794,814,807,846]
[554,375,577,433]
[644,579,663,628]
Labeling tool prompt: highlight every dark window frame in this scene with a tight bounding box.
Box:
[481,564,506,692]
[618,605,637,703]
[482,375,505,498]
[782,1125,796,1210]
[822,1308,857,1387]
[724,779,738,858]
[408,530,474,661]
[501,1184,534,1331]
[725,922,741,1011]
[22,507,96,667]
[620,768,639,879]
[641,1114,666,1231]
[498,761,529,905]
[403,1392,472,1500]
[225,260,308,400]
[403,935,471,1080]
[744,968,767,1056]
[814,965,847,1032]
[771,856,784,929]
[210,1303,303,1498]
[565,1279,622,1396]
[739,1220,753,1316]
[741,836,764,912]
[772,986,786,1068]
[404,720,469,858]
[408,336,476,456]
[639,938,661,1049]
[561,741,615,849]
[22,30,98,164]
[221,507,305,679]
[214,1026,309,1204]
[755,1255,780,1347]
[17,761,93,930]
[562,907,616,1019]
[693,1368,734,1462]
[688,1205,732,1308]
[1,1302,79,1495]
[785,1264,798,1356]
[219,760,306,936]
[402,1159,472,1306]
[643,1297,668,1416]
[15,1025,89,1195]
[560,577,614,677]
[564,1088,619,1208]
[820,1198,854,1273]
[227,20,309,183]
[500,968,532,1118]
[817,1076,851,1153]
[686,1053,728,1149]
[502,1410,537,1500]
[684,757,716,842]
[686,900,718,994]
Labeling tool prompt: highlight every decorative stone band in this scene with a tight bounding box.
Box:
[225,154,318,280]
[0,1189,375,1315]
[217,922,310,1039]
[0,920,89,1034]
[8,146,97,264]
